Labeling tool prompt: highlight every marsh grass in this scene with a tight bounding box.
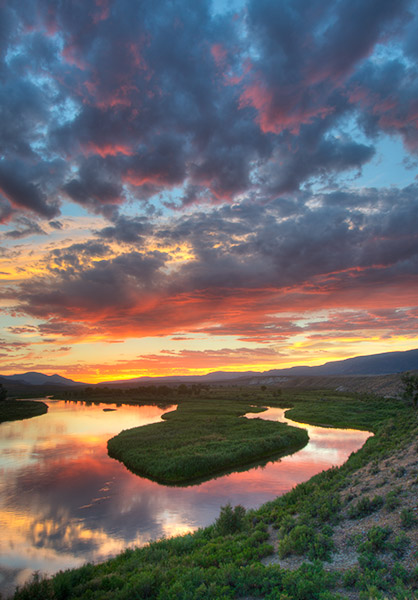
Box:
[0,399,48,423]
[13,388,418,600]
[107,395,309,484]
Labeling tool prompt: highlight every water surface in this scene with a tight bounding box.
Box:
[0,400,370,597]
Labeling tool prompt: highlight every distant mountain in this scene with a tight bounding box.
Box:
[2,372,83,386]
[2,348,417,389]
[99,371,260,385]
[264,348,418,377]
[100,349,418,385]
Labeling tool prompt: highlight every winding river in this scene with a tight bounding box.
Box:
[0,399,370,597]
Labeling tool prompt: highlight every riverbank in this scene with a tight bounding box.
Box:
[11,391,418,599]
[0,399,48,423]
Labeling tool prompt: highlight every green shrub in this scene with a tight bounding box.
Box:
[14,573,54,600]
[348,495,384,519]
[214,504,246,536]
[390,533,410,558]
[278,524,334,561]
[357,526,391,553]
[343,567,360,588]
[400,508,417,529]
[391,562,410,584]
[385,488,401,511]
[277,514,297,538]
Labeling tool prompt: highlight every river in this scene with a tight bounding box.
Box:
[0,399,370,597]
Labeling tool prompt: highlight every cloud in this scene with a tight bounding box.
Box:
[95,215,151,244]
[306,308,418,338]
[0,161,60,218]
[350,58,418,153]
[4,216,46,239]
[0,337,30,350]
[49,220,64,230]
[3,184,417,343]
[241,0,411,134]
[1,0,414,222]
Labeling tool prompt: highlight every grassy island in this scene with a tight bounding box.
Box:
[0,399,48,423]
[107,395,309,484]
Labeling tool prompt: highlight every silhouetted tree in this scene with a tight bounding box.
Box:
[0,384,7,401]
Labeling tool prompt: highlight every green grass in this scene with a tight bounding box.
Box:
[0,399,48,423]
[12,388,418,600]
[14,393,418,600]
[107,395,309,484]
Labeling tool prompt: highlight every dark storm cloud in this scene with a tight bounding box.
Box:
[62,155,124,214]
[8,184,418,340]
[242,0,411,132]
[350,58,418,152]
[260,133,375,196]
[160,183,418,296]
[0,161,60,218]
[95,215,151,244]
[48,240,111,274]
[0,78,47,160]
[0,197,14,224]
[17,247,168,322]
[2,0,415,223]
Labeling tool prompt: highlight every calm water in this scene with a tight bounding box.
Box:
[0,400,370,597]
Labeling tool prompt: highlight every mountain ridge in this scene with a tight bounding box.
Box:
[1,348,417,387]
[1,372,84,386]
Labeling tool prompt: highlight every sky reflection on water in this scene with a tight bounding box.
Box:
[0,400,370,596]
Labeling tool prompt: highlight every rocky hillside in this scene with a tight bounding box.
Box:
[230,372,411,398]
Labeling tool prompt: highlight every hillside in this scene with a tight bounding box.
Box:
[261,429,418,597]
[228,372,409,397]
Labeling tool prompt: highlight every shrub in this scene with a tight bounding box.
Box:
[278,524,334,561]
[343,567,360,588]
[390,533,410,558]
[400,508,417,529]
[391,562,409,584]
[14,573,54,600]
[385,488,401,511]
[357,526,391,553]
[348,495,384,519]
[277,515,297,538]
[214,504,246,536]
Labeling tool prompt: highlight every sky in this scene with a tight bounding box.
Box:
[0,0,418,383]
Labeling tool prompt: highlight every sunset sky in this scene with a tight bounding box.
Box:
[1,0,418,383]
